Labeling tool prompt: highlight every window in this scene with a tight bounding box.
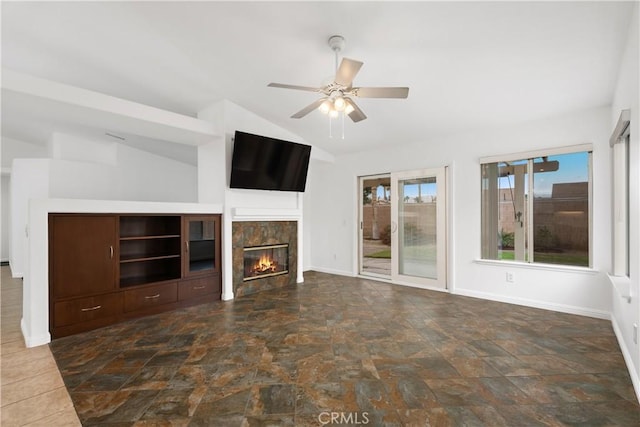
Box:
[611,110,630,277]
[481,146,592,267]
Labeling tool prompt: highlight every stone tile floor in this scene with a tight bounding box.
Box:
[49,271,640,426]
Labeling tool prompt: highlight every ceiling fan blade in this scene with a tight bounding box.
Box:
[345,98,367,122]
[334,58,363,87]
[291,98,327,119]
[268,83,321,93]
[352,86,409,99]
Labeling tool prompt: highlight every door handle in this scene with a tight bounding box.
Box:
[391,222,398,233]
[185,241,189,253]
[109,245,114,259]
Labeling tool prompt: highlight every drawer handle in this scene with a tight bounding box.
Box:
[81,305,102,312]
[145,294,161,300]
[193,286,206,290]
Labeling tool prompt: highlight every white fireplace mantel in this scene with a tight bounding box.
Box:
[231,207,302,221]
[223,205,305,299]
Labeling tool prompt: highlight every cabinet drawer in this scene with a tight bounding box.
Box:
[54,293,121,328]
[123,282,177,313]
[178,276,219,301]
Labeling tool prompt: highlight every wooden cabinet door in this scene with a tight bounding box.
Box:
[50,215,117,298]
[183,215,220,277]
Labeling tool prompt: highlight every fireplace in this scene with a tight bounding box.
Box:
[232,220,297,297]
[243,244,289,281]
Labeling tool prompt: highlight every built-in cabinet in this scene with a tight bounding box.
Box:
[49,213,221,338]
[184,215,220,277]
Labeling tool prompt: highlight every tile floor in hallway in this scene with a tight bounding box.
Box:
[0,266,81,426]
[44,271,640,426]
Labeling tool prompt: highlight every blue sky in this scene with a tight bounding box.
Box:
[499,152,589,197]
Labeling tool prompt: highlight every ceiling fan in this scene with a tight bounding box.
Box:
[268,35,409,123]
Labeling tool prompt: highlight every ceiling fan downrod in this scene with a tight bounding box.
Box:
[328,35,346,73]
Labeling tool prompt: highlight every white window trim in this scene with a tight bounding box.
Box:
[481,145,593,268]
[474,258,598,274]
[610,109,631,278]
[480,143,593,165]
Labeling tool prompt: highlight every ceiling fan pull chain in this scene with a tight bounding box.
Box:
[329,114,333,139]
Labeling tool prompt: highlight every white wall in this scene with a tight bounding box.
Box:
[1,137,48,264]
[10,159,50,277]
[610,3,640,401]
[1,136,48,169]
[0,136,48,270]
[195,100,334,299]
[308,105,613,318]
[9,133,198,277]
[1,175,11,262]
[115,143,197,202]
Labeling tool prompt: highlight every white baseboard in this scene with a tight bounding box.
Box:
[453,288,611,320]
[611,313,640,403]
[306,266,355,277]
[21,318,51,348]
[9,261,23,279]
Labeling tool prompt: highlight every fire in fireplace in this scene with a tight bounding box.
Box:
[243,244,289,281]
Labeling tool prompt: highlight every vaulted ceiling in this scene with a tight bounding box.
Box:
[1,1,634,159]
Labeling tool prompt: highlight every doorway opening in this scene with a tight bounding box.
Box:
[359,175,392,278]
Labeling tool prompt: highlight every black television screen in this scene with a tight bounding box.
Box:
[230,131,311,192]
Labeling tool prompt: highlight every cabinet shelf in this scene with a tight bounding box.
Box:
[120,274,179,288]
[119,257,181,288]
[120,215,181,239]
[120,254,180,263]
[120,234,181,241]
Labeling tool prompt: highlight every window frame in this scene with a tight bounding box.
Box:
[610,109,631,277]
[480,144,593,268]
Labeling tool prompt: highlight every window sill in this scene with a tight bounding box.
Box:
[474,259,598,274]
[607,274,632,303]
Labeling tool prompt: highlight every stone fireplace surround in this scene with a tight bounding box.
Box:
[231,220,297,297]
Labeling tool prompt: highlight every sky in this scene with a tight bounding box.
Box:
[499,151,589,197]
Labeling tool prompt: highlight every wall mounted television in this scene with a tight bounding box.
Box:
[230,131,312,192]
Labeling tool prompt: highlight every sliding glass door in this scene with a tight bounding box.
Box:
[391,167,447,289]
[359,174,392,278]
[359,167,447,290]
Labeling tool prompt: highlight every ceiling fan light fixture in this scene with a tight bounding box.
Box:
[344,100,355,115]
[267,34,408,134]
[319,99,332,114]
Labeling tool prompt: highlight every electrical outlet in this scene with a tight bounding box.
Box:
[634,323,638,345]
[506,272,514,283]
